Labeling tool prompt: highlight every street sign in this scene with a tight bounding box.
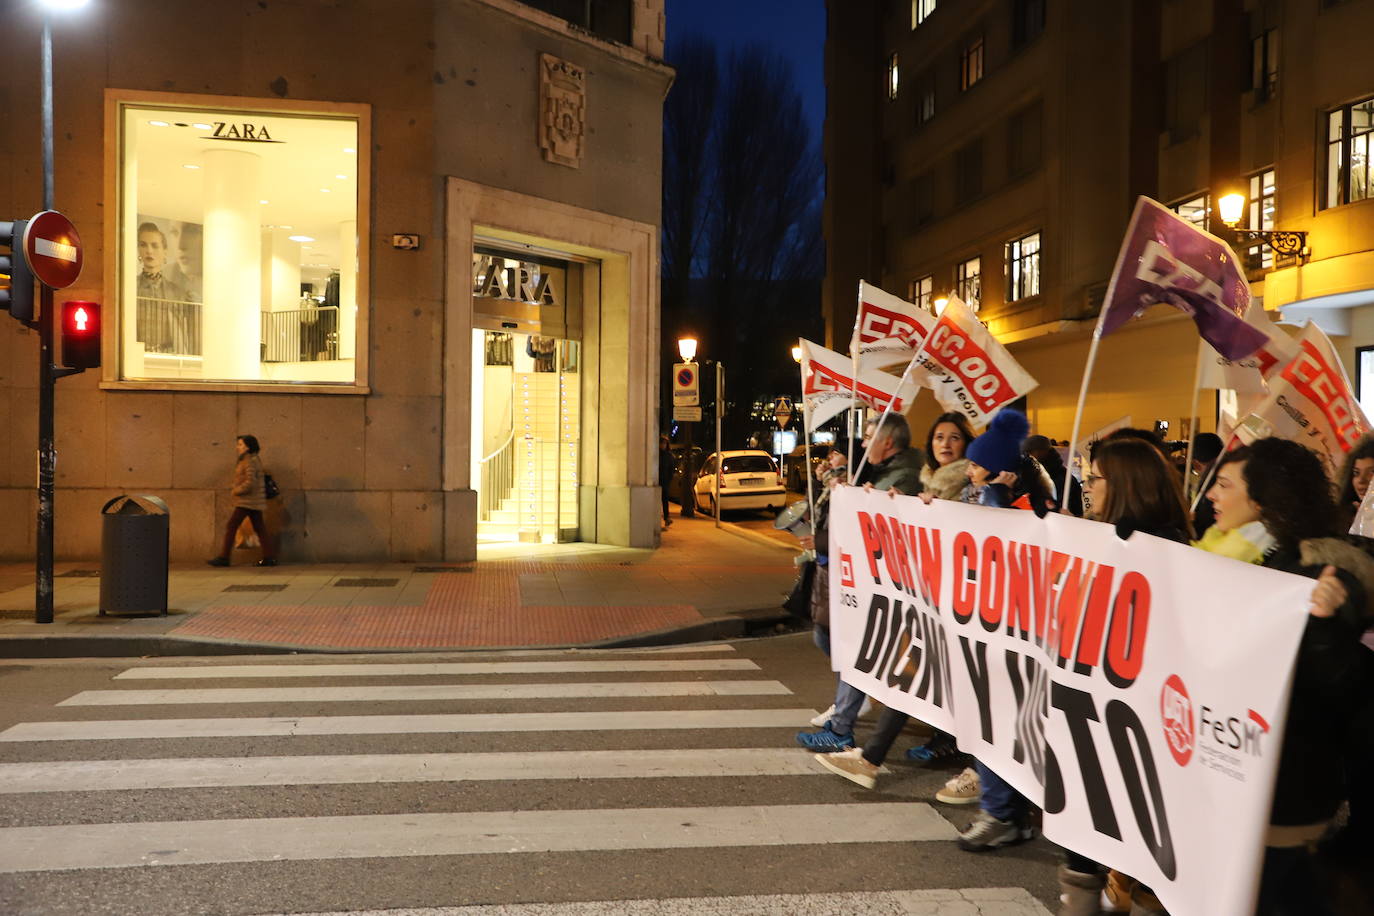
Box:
[773,396,793,429]
[22,210,82,290]
[673,362,700,406]
[674,405,703,422]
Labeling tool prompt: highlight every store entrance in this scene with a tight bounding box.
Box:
[472,330,581,543]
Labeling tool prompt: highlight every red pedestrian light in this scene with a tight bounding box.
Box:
[59,299,100,370]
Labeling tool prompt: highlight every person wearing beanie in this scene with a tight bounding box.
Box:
[960,410,1054,515]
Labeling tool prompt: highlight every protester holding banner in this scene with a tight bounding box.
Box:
[959,410,1054,518]
[1198,438,1373,915]
[1060,436,1194,916]
[813,413,976,791]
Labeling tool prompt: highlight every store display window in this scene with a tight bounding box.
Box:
[115,99,365,386]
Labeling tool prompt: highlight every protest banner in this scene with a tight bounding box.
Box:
[910,296,1038,428]
[799,338,921,427]
[1231,321,1371,478]
[827,487,1313,916]
[853,281,937,371]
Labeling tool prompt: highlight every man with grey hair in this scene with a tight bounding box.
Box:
[863,414,925,494]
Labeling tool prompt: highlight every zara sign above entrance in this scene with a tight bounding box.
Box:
[471,250,563,309]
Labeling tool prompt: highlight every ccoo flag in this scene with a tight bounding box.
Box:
[800,339,921,427]
[1099,197,1268,360]
[853,281,937,372]
[1197,301,1299,395]
[912,296,1038,428]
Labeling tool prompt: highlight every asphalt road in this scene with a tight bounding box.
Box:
[0,635,1061,916]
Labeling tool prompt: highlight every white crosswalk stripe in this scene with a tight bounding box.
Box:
[113,659,759,679]
[0,649,1055,914]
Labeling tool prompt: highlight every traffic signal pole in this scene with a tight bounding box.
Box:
[34,16,57,623]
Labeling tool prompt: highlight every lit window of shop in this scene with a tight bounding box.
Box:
[888,53,900,100]
[1246,168,1277,270]
[912,0,936,29]
[116,101,365,387]
[1168,193,1210,230]
[956,256,981,308]
[909,275,933,312]
[1325,96,1374,210]
[1005,232,1040,301]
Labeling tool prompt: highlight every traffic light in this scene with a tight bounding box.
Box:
[0,219,34,321]
[59,300,100,370]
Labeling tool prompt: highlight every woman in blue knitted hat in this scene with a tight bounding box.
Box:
[960,409,1054,514]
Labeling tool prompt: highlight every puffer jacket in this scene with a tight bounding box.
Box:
[1260,537,1374,830]
[920,458,970,501]
[868,447,925,495]
[231,453,267,511]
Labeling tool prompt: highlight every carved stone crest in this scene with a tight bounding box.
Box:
[539,53,585,169]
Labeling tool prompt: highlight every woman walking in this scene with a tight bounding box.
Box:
[207,434,277,568]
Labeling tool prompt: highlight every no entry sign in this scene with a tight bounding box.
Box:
[22,210,83,290]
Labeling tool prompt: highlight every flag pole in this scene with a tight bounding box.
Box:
[802,378,816,526]
[1063,332,1103,511]
[1182,341,1206,501]
[848,281,864,472]
[853,336,929,484]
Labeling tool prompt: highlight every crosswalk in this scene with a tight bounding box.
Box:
[0,643,1054,915]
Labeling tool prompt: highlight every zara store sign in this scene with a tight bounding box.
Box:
[472,251,563,308]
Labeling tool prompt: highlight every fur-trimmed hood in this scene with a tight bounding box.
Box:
[1299,537,1374,621]
[920,459,970,501]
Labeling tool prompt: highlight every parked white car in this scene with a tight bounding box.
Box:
[693,450,786,516]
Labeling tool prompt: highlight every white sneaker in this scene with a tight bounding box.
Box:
[809,704,837,727]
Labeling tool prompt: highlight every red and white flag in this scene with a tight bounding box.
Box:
[800,339,921,428]
[1232,321,1370,478]
[914,296,1038,428]
[852,281,937,371]
[1198,302,1299,394]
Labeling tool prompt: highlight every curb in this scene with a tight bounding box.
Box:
[716,520,799,553]
[0,611,804,659]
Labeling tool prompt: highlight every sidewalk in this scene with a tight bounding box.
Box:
[0,517,801,657]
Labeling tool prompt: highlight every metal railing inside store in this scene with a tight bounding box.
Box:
[479,431,517,520]
[136,297,202,356]
[262,306,340,363]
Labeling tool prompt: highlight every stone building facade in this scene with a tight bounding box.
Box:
[0,0,671,562]
[825,0,1374,439]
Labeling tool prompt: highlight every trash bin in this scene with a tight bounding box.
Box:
[99,495,170,616]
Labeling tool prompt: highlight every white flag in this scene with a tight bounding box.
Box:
[914,296,1038,428]
[1231,321,1371,478]
[853,281,937,371]
[1198,302,1299,394]
[801,339,921,428]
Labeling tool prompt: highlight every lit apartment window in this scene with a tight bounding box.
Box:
[888,53,900,100]
[961,35,985,91]
[956,257,981,307]
[909,275,933,312]
[1246,169,1277,270]
[1169,193,1210,230]
[1005,232,1041,301]
[912,0,937,28]
[1325,96,1374,209]
[1250,29,1279,102]
[117,102,364,386]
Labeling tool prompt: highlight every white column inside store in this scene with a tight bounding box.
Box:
[338,219,357,359]
[262,228,302,312]
[202,149,263,379]
[120,136,144,377]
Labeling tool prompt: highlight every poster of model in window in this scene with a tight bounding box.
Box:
[135,215,202,356]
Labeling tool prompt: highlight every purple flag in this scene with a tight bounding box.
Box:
[1099,197,1267,360]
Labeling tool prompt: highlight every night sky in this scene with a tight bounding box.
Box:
[665,0,827,136]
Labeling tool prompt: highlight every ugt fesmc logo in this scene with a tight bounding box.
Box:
[1160,674,1195,766]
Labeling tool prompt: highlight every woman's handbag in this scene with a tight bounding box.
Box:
[263,473,281,500]
[782,560,816,619]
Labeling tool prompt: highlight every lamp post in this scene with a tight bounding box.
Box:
[677,337,697,518]
[31,0,90,625]
[1217,191,1308,259]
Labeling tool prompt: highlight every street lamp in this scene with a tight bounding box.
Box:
[678,336,697,362]
[1217,191,1308,258]
[933,296,949,316]
[790,344,802,363]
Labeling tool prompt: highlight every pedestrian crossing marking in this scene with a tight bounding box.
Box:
[0,747,830,793]
[59,679,793,706]
[113,659,760,680]
[0,708,820,742]
[0,803,956,873]
[267,888,1054,916]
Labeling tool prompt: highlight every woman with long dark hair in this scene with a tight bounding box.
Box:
[1333,433,1374,534]
[207,434,276,568]
[1198,438,1372,915]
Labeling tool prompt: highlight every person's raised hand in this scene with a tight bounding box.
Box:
[1309,565,1346,618]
